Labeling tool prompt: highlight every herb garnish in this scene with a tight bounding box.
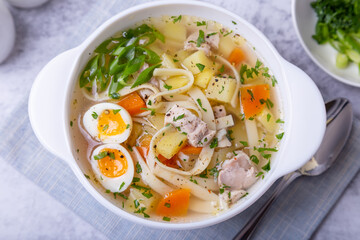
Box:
[136,162,142,173]
[171,15,182,23]
[164,83,172,90]
[113,109,121,114]
[92,112,98,119]
[173,114,185,121]
[163,216,171,221]
[196,30,205,47]
[276,132,284,140]
[210,138,218,149]
[196,63,205,72]
[196,98,207,112]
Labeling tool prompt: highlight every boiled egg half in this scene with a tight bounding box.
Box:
[91,144,134,192]
[83,103,132,143]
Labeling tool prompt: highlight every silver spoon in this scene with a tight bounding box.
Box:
[233,98,353,240]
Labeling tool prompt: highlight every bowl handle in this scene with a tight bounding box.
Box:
[271,59,326,180]
[28,49,78,163]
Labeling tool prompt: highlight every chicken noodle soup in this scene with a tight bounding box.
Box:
[69,15,283,222]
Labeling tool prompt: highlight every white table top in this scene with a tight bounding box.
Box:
[0,0,359,239]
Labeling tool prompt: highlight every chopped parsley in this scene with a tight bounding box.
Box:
[209,164,220,178]
[196,63,205,72]
[247,89,255,101]
[196,98,207,112]
[223,30,233,37]
[110,92,120,99]
[109,152,115,159]
[163,216,171,221]
[210,138,218,149]
[232,20,237,25]
[113,109,121,114]
[173,58,179,62]
[207,32,217,37]
[92,112,98,119]
[70,121,73,127]
[84,174,90,179]
[256,171,264,178]
[196,21,206,26]
[94,151,108,160]
[189,176,198,184]
[142,191,153,199]
[219,184,231,194]
[171,15,182,23]
[196,30,205,47]
[276,132,284,140]
[262,160,271,172]
[164,83,172,90]
[136,162,142,173]
[132,177,140,183]
[178,140,183,147]
[240,141,248,147]
[276,118,284,123]
[267,113,271,122]
[134,207,150,218]
[106,189,111,193]
[134,199,140,208]
[219,64,225,73]
[173,114,185,121]
[119,182,125,191]
[140,108,155,115]
[260,98,274,109]
[126,124,130,129]
[164,203,171,208]
[199,169,208,178]
[250,155,259,164]
[131,184,150,191]
[102,124,109,131]
[218,85,225,94]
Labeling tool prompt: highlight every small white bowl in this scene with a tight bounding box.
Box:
[28,0,326,230]
[292,0,360,87]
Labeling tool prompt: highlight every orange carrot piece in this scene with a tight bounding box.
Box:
[240,84,270,118]
[228,48,245,66]
[136,135,152,161]
[117,92,146,116]
[156,189,191,217]
[179,146,202,155]
[136,147,148,161]
[157,154,180,169]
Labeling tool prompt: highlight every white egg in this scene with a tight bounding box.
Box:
[83,103,132,143]
[91,144,134,193]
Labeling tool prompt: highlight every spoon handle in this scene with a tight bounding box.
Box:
[233,171,301,240]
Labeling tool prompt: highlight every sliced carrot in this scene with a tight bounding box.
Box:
[157,154,180,169]
[156,189,191,217]
[136,147,148,161]
[179,145,202,155]
[117,92,146,116]
[228,48,245,66]
[136,135,152,161]
[240,84,270,118]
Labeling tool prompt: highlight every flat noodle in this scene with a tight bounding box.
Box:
[188,87,216,130]
[156,100,202,118]
[149,68,194,109]
[188,198,219,214]
[244,119,259,157]
[217,56,240,108]
[132,148,173,196]
[215,115,235,130]
[148,126,215,176]
[188,176,219,192]
[132,117,156,129]
[153,166,219,202]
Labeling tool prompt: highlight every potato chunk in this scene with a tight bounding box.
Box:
[162,22,187,42]
[183,50,213,74]
[161,53,178,69]
[157,131,187,159]
[194,68,214,88]
[124,187,160,214]
[256,108,276,133]
[206,76,237,103]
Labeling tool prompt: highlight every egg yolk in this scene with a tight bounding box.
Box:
[97,148,128,178]
[97,109,126,139]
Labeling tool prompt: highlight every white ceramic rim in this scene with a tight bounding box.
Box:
[28,0,326,230]
[291,0,360,87]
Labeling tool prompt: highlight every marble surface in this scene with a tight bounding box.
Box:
[0,0,359,239]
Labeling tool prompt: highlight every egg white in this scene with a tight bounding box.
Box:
[83,103,132,143]
[91,144,134,193]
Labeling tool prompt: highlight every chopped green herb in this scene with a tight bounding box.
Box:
[173,114,185,121]
[207,32,217,37]
[250,155,259,164]
[199,169,208,178]
[136,162,142,173]
[256,171,264,178]
[218,85,225,94]
[102,124,109,131]
[271,76,278,86]
[113,109,121,114]
[276,132,284,140]
[240,141,249,147]
[196,98,207,112]
[163,216,171,221]
[189,176,198,184]
[84,174,90,179]
[127,144,133,152]
[131,184,150,191]
[164,83,172,90]
[110,93,120,99]
[196,21,206,26]
[178,140,183,147]
[126,124,130,129]
[276,118,284,123]
[247,89,255,101]
[267,113,271,122]
[132,177,140,182]
[109,152,115,159]
[219,184,231,194]
[257,147,278,152]
[209,163,220,178]
[210,138,218,149]
[70,121,73,127]
[226,130,234,141]
[148,100,152,105]
[94,151,108,160]
[134,199,140,208]
[173,58,179,62]
[232,21,237,25]
[223,30,233,37]
[262,160,271,172]
[164,203,171,208]
[260,98,274,109]
[119,182,125,191]
[92,112,98,119]
[219,64,225,73]
[196,30,205,47]
[171,15,182,23]
[106,189,111,193]
[196,63,205,72]
[142,191,153,199]
[140,108,156,115]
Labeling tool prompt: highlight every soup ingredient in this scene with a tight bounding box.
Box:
[124,187,160,216]
[183,50,213,74]
[240,84,270,118]
[90,144,134,193]
[179,146,202,155]
[194,68,214,88]
[164,76,189,89]
[184,31,219,55]
[206,76,237,103]
[164,105,216,147]
[156,131,188,159]
[83,103,132,143]
[256,108,276,133]
[218,150,257,204]
[117,92,146,116]
[228,48,245,66]
[311,0,360,72]
[162,21,187,42]
[156,189,191,217]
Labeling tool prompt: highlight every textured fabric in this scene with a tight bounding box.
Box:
[1,0,360,239]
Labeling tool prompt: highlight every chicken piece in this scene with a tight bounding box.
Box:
[138,89,154,103]
[184,31,219,56]
[220,189,247,205]
[213,105,226,118]
[215,129,231,148]
[164,105,216,147]
[218,150,257,191]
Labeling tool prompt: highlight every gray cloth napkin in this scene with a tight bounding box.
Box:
[1,100,359,239]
